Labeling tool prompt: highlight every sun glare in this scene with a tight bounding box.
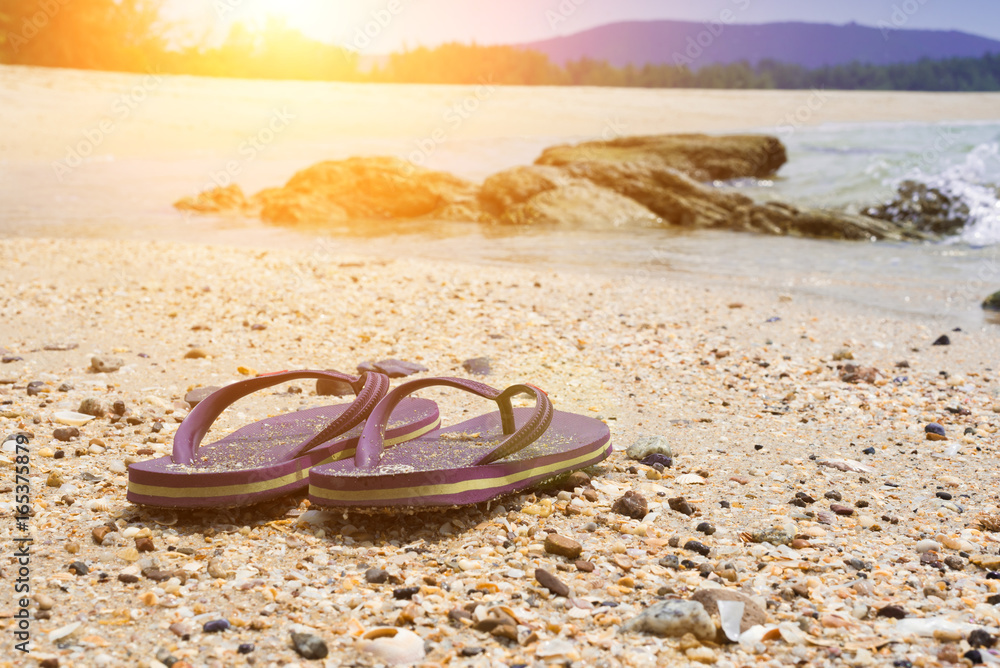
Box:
[242,0,338,34]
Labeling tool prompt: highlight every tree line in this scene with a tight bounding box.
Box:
[2,1,1000,90]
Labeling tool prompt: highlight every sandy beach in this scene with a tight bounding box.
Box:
[1,235,999,667]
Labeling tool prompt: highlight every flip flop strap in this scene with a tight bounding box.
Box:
[355,377,553,470]
[173,370,384,465]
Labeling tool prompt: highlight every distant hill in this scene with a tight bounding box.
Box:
[518,20,1000,69]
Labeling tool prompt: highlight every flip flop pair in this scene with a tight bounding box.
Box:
[128,372,611,509]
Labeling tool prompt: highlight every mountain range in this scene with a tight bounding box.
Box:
[517,20,1000,69]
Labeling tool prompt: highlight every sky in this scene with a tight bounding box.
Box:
[171,0,1000,51]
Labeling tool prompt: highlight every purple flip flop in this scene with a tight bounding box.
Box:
[127,370,440,508]
[308,377,611,508]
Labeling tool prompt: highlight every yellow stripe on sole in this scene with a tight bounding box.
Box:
[309,443,609,503]
[128,418,440,500]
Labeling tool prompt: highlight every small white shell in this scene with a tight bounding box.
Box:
[86,498,112,512]
[357,628,426,665]
[54,411,96,426]
[675,473,706,485]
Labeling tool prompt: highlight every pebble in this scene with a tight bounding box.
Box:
[626,435,672,460]
[876,605,907,619]
[695,522,716,535]
[824,490,842,501]
[684,540,711,557]
[668,496,695,516]
[237,643,255,654]
[34,593,55,611]
[112,400,126,415]
[52,427,79,442]
[203,619,230,633]
[611,490,648,519]
[935,491,952,500]
[135,537,155,552]
[26,380,45,396]
[968,629,995,648]
[92,526,111,544]
[621,599,715,640]
[183,348,208,359]
[915,540,942,554]
[392,586,420,600]
[535,568,570,597]
[544,533,583,559]
[932,335,951,346]
[291,632,329,660]
[207,558,228,579]
[90,355,124,373]
[575,560,595,572]
[925,422,947,440]
[68,561,88,576]
[562,470,591,490]
[690,588,767,632]
[360,359,428,378]
[831,504,855,516]
[365,567,389,584]
[315,378,354,397]
[46,470,64,487]
[461,357,491,375]
[659,555,680,569]
[78,397,105,417]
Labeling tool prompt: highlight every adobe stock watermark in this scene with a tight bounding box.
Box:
[545,0,589,32]
[671,0,752,67]
[402,77,497,170]
[877,0,932,40]
[3,0,71,54]
[199,107,295,192]
[51,71,164,181]
[774,88,830,137]
[337,0,406,61]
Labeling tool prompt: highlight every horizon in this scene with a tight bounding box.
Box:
[168,0,1000,52]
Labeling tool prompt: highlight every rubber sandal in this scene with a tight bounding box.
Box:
[127,370,440,508]
[308,377,611,508]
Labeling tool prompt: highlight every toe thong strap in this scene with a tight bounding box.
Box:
[173,370,387,465]
[355,377,553,470]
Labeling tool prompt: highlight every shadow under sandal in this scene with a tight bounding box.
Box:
[308,377,612,508]
[127,370,440,508]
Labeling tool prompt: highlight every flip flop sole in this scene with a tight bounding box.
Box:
[127,398,439,508]
[308,409,611,508]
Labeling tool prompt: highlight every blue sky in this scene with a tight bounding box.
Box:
[176,0,1000,50]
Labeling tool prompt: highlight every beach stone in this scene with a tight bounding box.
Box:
[392,586,419,600]
[175,183,249,213]
[316,378,354,397]
[544,533,583,559]
[68,561,88,576]
[238,644,255,655]
[34,593,55,611]
[690,589,766,633]
[203,619,230,633]
[26,380,45,396]
[659,555,680,569]
[534,568,570,597]
[184,348,208,359]
[562,470,591,490]
[825,490,842,501]
[611,491,648,519]
[876,605,907,619]
[575,560,595,572]
[984,291,1000,311]
[368,359,428,378]
[46,470,64,487]
[626,435,672,461]
[365,568,389,584]
[684,540,711,557]
[968,629,995,648]
[916,540,942,554]
[183,386,219,407]
[53,427,79,442]
[461,357,491,375]
[78,397,105,417]
[831,504,855,516]
[2,355,23,363]
[112,400,126,416]
[696,522,716,535]
[207,559,228,579]
[91,356,123,373]
[135,537,155,553]
[92,526,111,544]
[925,423,947,440]
[621,599,715,640]
[668,496,695,516]
[932,335,951,346]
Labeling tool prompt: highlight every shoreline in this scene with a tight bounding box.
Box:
[2,236,999,665]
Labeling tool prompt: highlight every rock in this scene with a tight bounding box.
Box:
[968,629,996,648]
[984,291,1000,312]
[365,568,389,584]
[291,632,329,660]
[831,504,855,516]
[535,133,787,181]
[92,526,111,544]
[621,599,715,640]
[183,348,208,359]
[695,522,716,536]
[690,588,767,633]
[534,567,570,597]
[203,619,230,633]
[356,628,424,665]
[174,184,249,213]
[863,180,970,236]
[668,496,695,516]
[46,471,64,487]
[255,157,484,224]
[26,380,45,396]
[90,356,123,373]
[832,349,854,361]
[77,398,105,418]
[52,427,79,442]
[461,357,491,375]
[207,558,228,579]
[684,540,710,556]
[316,377,354,397]
[392,586,419,600]
[499,180,661,227]
[840,364,878,384]
[925,423,947,441]
[626,435,673,461]
[135,537,155,553]
[611,491,648,519]
[544,534,583,559]
[68,561,88,576]
[933,335,951,346]
[561,470,591,490]
[183,386,219,407]
[112,400,126,416]
[916,540,942,554]
[875,605,907,619]
[478,164,572,214]
[361,359,428,378]
[2,355,23,363]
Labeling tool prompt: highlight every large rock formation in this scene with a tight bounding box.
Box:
[535,133,787,181]
[173,134,934,241]
[862,180,971,236]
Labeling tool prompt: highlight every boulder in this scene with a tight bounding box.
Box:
[479,165,570,215]
[174,184,249,213]
[536,133,787,181]
[984,290,1000,312]
[863,180,970,236]
[503,182,661,227]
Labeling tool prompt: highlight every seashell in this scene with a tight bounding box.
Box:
[122,527,140,538]
[816,458,874,474]
[357,627,426,665]
[740,527,794,545]
[675,473,705,485]
[54,411,96,426]
[717,600,745,642]
[85,498,112,512]
[49,621,82,642]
